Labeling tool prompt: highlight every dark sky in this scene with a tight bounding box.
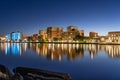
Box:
[0,0,120,36]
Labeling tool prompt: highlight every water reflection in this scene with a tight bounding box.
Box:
[5,43,21,55]
[106,45,120,58]
[1,43,120,60]
[0,43,28,56]
[16,43,98,60]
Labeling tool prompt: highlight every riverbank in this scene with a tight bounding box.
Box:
[1,41,120,45]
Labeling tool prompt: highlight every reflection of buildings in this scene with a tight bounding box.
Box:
[88,44,98,59]
[4,43,29,56]
[5,43,22,55]
[32,43,100,61]
[106,45,120,58]
[3,43,120,59]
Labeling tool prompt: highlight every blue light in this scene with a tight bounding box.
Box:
[12,33,16,40]
[11,32,21,41]
[6,34,11,40]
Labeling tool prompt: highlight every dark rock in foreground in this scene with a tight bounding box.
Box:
[0,64,71,80]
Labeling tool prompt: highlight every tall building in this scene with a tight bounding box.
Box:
[6,32,23,41]
[108,31,120,43]
[6,33,11,41]
[47,26,63,40]
[89,32,98,37]
[62,26,80,41]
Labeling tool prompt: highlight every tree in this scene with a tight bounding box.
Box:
[53,38,61,41]
[38,37,44,42]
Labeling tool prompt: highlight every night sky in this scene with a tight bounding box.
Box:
[0,0,120,36]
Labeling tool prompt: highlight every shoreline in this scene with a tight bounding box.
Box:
[1,41,120,45]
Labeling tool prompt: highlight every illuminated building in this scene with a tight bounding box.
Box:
[89,32,98,38]
[108,31,120,43]
[6,32,23,42]
[47,26,63,41]
[39,29,47,39]
[79,30,84,37]
[99,36,108,42]
[62,26,81,41]
[32,34,39,41]
[0,36,6,42]
[39,29,47,34]
[6,33,11,41]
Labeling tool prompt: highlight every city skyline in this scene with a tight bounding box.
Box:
[1,0,120,36]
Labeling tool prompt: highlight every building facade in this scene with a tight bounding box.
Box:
[89,32,98,38]
[6,32,23,42]
[108,31,120,43]
[39,30,47,35]
[6,33,11,41]
[47,26,63,41]
[39,29,47,40]
[79,30,84,36]
[62,26,80,41]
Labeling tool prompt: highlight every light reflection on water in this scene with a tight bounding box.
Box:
[0,43,120,80]
[1,43,120,59]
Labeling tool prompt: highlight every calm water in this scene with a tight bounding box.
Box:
[0,43,120,80]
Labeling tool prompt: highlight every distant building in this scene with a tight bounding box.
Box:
[32,34,40,42]
[62,26,80,41]
[67,26,78,32]
[99,36,108,42]
[39,29,47,39]
[47,26,63,41]
[39,30,47,35]
[0,36,6,42]
[6,33,11,41]
[89,32,98,38]
[108,31,120,43]
[6,32,23,42]
[79,30,84,36]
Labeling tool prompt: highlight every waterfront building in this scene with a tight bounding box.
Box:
[62,26,81,41]
[108,31,120,43]
[0,36,6,42]
[6,33,11,41]
[99,36,108,42]
[47,26,63,41]
[32,34,40,42]
[11,32,23,41]
[39,29,47,40]
[89,32,98,38]
[79,30,84,37]
[39,29,47,34]
[6,32,23,42]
